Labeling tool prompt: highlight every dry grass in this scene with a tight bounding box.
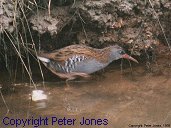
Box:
[0,0,47,86]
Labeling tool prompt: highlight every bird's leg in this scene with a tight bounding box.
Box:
[66,79,71,87]
[64,79,70,91]
[64,77,75,91]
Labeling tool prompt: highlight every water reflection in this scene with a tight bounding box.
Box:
[0,65,171,127]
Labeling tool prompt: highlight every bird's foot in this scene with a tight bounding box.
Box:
[64,78,74,91]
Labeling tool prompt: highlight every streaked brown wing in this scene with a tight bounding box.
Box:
[38,45,111,65]
[38,45,97,63]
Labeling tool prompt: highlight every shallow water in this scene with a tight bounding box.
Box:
[0,64,171,128]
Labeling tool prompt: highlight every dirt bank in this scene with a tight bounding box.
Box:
[28,0,171,55]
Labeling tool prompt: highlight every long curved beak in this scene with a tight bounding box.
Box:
[122,54,139,63]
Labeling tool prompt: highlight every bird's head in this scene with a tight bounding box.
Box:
[109,45,138,63]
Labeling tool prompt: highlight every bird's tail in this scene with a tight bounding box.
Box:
[37,56,50,63]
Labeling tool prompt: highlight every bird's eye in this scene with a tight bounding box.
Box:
[119,50,125,54]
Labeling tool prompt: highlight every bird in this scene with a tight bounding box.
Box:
[37,44,138,82]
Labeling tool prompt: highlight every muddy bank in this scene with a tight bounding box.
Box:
[0,0,171,53]
[28,0,171,54]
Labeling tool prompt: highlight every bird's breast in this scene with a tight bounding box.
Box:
[69,59,108,74]
[47,56,108,74]
[47,55,87,73]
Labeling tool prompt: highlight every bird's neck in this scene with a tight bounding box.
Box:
[100,46,120,63]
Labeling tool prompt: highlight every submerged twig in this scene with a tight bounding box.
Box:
[0,86,9,116]
[120,59,123,74]
[128,60,134,79]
